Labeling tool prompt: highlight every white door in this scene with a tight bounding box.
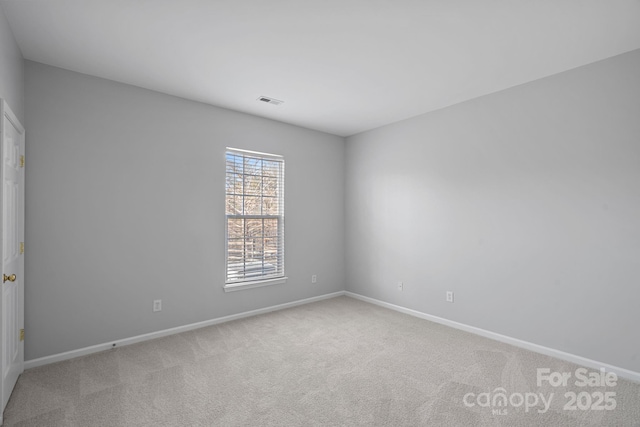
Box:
[0,99,25,419]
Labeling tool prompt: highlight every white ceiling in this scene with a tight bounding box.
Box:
[3,0,640,137]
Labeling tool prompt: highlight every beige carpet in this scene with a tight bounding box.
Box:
[3,296,639,426]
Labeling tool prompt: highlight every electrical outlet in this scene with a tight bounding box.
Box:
[153,299,162,312]
[446,291,454,303]
[311,274,317,284]
[398,281,403,291]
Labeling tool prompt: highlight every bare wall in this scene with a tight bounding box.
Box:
[345,49,640,373]
[0,3,23,121]
[24,61,345,360]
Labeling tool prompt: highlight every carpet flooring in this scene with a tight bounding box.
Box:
[2,296,639,426]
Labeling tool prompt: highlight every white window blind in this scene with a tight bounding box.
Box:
[225,148,285,286]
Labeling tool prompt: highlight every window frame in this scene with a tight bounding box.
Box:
[223,148,287,292]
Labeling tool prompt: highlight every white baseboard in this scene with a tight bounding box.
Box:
[25,289,640,384]
[345,291,640,384]
[25,291,346,370]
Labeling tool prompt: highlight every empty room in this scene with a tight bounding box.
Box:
[1,1,639,426]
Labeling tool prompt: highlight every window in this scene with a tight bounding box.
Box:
[224,148,285,291]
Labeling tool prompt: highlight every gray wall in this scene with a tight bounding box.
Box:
[345,49,640,373]
[19,37,640,373]
[0,4,23,122]
[24,61,345,360]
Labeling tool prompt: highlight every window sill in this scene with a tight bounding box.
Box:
[223,277,288,293]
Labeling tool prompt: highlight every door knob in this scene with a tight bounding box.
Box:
[3,274,16,283]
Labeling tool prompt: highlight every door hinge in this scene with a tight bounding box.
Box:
[20,242,24,254]
[20,155,25,168]
[20,329,24,341]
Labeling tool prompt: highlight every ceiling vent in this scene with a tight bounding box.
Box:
[257,96,284,106]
